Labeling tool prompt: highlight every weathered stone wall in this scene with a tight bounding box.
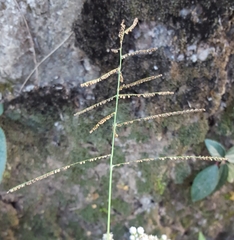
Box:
[0,0,99,95]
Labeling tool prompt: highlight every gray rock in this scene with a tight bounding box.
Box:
[0,0,100,96]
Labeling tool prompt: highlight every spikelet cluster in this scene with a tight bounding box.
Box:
[118,20,126,45]
[120,72,124,82]
[116,109,205,127]
[74,90,172,117]
[74,88,169,117]
[90,112,115,133]
[119,75,162,91]
[111,49,119,53]
[7,154,110,193]
[74,96,116,116]
[122,48,157,59]
[124,18,138,35]
[81,68,119,87]
[113,155,227,168]
[119,92,174,99]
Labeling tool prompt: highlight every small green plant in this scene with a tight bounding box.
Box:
[6,19,227,239]
[198,231,206,240]
[0,102,7,183]
[191,139,234,202]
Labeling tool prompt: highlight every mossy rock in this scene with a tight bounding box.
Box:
[0,201,19,240]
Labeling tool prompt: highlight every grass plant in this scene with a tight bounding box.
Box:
[6,19,228,239]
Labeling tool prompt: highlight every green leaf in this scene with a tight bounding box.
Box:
[215,164,228,191]
[205,139,226,157]
[0,103,3,116]
[227,164,234,183]
[191,165,219,202]
[225,146,234,163]
[198,231,206,240]
[0,127,7,183]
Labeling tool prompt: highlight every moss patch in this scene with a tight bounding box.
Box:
[217,98,234,137]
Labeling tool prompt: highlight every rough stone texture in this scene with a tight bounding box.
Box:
[73,0,234,115]
[0,0,99,95]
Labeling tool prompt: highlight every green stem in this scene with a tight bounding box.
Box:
[106,44,123,239]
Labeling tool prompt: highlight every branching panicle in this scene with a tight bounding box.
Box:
[119,75,162,90]
[90,112,115,133]
[81,68,119,87]
[7,154,110,193]
[122,48,157,59]
[119,91,174,99]
[8,18,222,240]
[74,96,116,116]
[113,155,227,168]
[124,18,138,34]
[116,109,205,127]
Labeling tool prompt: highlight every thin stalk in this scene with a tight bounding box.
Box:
[106,45,123,238]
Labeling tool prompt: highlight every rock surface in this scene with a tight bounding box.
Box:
[0,0,99,96]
